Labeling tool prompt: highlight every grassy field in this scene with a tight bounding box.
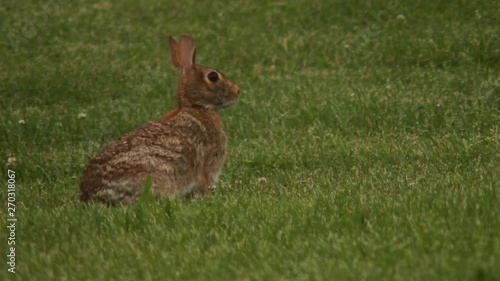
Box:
[0,0,499,280]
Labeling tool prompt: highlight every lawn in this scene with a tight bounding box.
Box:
[0,0,499,280]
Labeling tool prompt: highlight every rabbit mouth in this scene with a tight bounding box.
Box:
[202,97,238,110]
[222,97,239,107]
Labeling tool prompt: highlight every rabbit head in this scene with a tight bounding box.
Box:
[169,34,240,111]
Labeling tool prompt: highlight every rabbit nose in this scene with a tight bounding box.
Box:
[235,86,240,95]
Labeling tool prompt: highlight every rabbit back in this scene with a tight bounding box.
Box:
[80,108,226,204]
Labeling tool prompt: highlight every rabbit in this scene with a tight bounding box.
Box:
[80,34,240,204]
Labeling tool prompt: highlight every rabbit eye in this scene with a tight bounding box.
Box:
[207,72,219,82]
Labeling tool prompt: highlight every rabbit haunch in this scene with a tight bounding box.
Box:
[79,34,240,204]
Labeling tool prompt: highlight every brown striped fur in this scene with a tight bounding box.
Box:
[80,34,240,204]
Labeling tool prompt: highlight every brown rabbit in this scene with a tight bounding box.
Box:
[80,34,240,204]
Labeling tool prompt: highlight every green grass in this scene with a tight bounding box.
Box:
[0,0,499,280]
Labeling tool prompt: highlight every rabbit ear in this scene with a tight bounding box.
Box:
[177,34,196,69]
[169,36,181,68]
